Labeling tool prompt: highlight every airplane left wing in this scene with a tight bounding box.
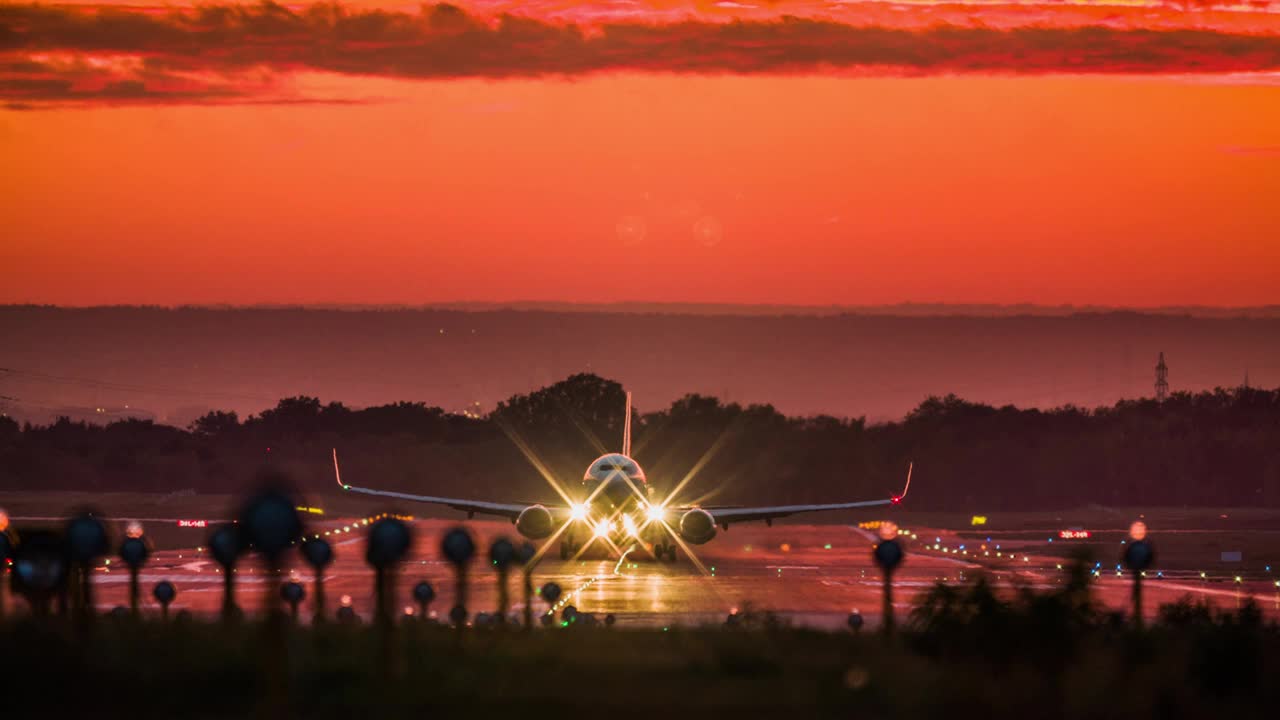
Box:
[678,462,912,527]
[332,449,541,520]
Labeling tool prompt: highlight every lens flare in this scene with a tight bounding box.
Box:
[1129,521,1148,541]
[570,504,588,521]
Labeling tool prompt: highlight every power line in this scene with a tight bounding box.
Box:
[1154,352,1169,402]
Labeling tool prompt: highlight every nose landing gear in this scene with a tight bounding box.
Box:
[652,542,677,563]
[559,533,580,560]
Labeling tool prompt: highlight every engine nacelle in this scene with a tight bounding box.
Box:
[515,505,554,539]
[678,508,717,545]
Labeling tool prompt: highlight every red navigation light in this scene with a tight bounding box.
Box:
[1058,529,1090,540]
[177,520,208,529]
[890,495,902,505]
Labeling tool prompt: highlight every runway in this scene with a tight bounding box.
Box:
[68,517,1280,627]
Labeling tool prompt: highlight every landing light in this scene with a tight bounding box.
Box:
[570,504,588,521]
[646,505,666,523]
[622,515,637,535]
[594,519,611,538]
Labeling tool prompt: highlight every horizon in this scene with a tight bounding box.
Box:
[5,301,1280,317]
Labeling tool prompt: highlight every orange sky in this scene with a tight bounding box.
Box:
[2,2,1280,307]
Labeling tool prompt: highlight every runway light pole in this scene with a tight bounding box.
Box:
[66,512,109,624]
[366,517,413,626]
[413,581,435,620]
[516,542,536,630]
[1122,521,1154,629]
[281,581,305,622]
[847,610,864,633]
[152,581,176,621]
[119,521,151,618]
[540,581,562,626]
[239,489,304,618]
[208,524,245,622]
[872,522,904,635]
[301,537,333,624]
[489,537,516,625]
[441,527,476,628]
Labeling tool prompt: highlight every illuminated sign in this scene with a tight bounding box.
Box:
[177,520,208,528]
[1058,529,1090,540]
[971,516,987,526]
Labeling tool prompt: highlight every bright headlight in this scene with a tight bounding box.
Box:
[570,504,588,521]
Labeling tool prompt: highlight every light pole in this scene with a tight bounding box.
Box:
[442,527,476,628]
[872,522,904,635]
[120,521,150,618]
[1122,521,1154,629]
[301,537,333,623]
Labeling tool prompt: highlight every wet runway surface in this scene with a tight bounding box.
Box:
[77,517,1280,627]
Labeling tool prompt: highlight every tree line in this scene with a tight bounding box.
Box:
[1,373,1277,510]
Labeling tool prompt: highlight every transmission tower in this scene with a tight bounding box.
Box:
[1154,352,1169,402]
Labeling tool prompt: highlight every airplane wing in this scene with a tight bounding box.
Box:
[676,462,913,527]
[332,449,552,521]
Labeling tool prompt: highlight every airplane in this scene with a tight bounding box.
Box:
[332,392,911,561]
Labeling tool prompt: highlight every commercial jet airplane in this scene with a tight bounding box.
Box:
[332,393,911,561]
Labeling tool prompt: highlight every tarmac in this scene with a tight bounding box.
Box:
[69,517,1280,627]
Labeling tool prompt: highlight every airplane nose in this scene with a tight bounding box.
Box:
[604,476,634,505]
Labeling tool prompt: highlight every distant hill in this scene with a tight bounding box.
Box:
[2,305,1278,425]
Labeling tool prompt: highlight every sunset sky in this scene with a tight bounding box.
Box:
[3,1,1279,307]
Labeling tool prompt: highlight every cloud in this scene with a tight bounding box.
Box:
[1221,145,1280,157]
[4,3,1280,107]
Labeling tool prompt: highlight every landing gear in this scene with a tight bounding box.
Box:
[560,533,579,560]
[653,543,677,563]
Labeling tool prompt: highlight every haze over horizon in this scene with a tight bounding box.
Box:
[2,306,1276,429]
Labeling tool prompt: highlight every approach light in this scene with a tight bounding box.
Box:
[0,508,9,532]
[570,504,588,521]
[646,505,666,523]
[1129,521,1148,541]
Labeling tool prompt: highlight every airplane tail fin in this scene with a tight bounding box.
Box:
[622,391,633,456]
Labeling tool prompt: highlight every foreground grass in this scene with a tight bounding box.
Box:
[2,609,1277,719]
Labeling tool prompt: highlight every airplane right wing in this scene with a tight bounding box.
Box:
[332,449,559,520]
[674,462,913,527]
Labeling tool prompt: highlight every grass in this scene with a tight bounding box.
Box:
[2,595,1277,719]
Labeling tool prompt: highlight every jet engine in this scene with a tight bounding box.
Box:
[515,505,554,539]
[678,508,717,545]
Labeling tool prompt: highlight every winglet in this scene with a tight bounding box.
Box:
[332,448,351,491]
[890,461,912,505]
[622,391,633,456]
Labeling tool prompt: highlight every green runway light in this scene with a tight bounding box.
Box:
[824,544,832,550]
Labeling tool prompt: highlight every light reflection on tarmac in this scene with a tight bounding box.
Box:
[80,519,1280,628]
